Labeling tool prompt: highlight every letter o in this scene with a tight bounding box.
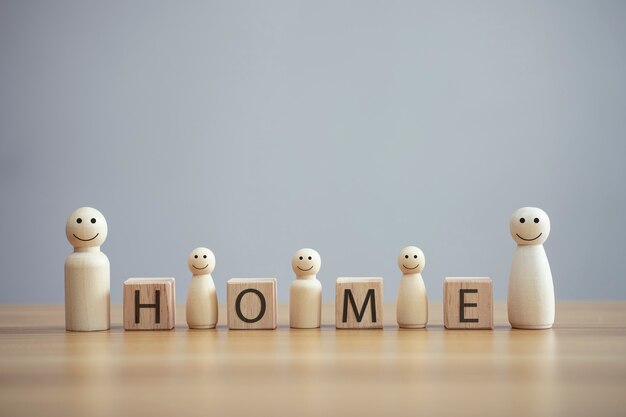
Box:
[235,288,267,323]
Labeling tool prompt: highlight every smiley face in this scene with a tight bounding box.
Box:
[398,246,425,274]
[510,207,550,245]
[291,248,321,276]
[66,207,108,248]
[188,247,216,274]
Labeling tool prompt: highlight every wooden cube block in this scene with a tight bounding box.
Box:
[336,278,383,329]
[227,278,277,330]
[123,278,176,330]
[444,278,493,329]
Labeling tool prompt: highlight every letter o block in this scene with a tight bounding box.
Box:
[444,278,493,329]
[227,278,277,330]
[123,278,176,330]
[336,278,383,329]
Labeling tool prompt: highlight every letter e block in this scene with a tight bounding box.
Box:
[123,278,176,330]
[227,278,277,330]
[336,278,383,329]
[444,278,493,329]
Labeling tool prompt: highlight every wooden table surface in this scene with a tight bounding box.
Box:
[1,302,625,417]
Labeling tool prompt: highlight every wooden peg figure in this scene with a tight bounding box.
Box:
[396,246,428,328]
[289,248,322,329]
[186,247,218,329]
[64,207,110,331]
[507,207,555,329]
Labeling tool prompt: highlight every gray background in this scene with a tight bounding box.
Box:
[1,0,625,304]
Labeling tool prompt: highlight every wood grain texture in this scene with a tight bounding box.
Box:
[444,278,493,329]
[396,246,428,328]
[290,248,322,329]
[64,249,110,331]
[0,302,625,417]
[226,278,277,329]
[508,207,555,329]
[335,278,383,329]
[64,207,110,331]
[123,278,176,330]
[186,247,218,329]
[289,276,322,329]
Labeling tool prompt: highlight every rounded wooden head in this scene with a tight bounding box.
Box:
[510,207,550,245]
[66,207,108,248]
[188,247,216,274]
[291,248,321,276]
[398,246,425,274]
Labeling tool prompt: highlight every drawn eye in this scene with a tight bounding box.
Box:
[534,218,539,223]
[76,218,82,224]
[405,255,409,259]
[203,255,207,258]
[520,218,525,223]
[414,255,418,259]
[308,256,312,260]
[299,256,303,260]
[194,255,198,259]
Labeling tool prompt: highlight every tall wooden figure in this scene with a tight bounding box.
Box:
[289,248,322,329]
[396,246,428,328]
[507,207,555,329]
[65,207,110,331]
[186,247,218,329]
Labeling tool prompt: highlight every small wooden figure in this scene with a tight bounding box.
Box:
[64,207,110,331]
[123,278,176,330]
[289,248,322,329]
[507,207,555,329]
[336,278,383,329]
[186,247,218,329]
[396,246,428,328]
[227,278,277,330]
[444,278,493,329]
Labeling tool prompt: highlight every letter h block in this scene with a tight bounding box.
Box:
[336,278,383,329]
[227,278,277,330]
[123,278,176,330]
[444,277,493,329]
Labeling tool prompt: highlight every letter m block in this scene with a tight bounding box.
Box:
[336,278,383,329]
[123,278,176,330]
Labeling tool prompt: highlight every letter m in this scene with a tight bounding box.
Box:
[342,288,377,323]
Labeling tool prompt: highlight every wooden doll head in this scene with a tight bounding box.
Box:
[66,207,108,248]
[188,247,216,274]
[291,248,321,276]
[398,246,425,274]
[510,207,550,245]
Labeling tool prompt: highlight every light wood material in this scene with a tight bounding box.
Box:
[508,207,555,329]
[64,207,110,331]
[1,302,625,417]
[227,278,277,329]
[185,248,218,329]
[396,246,428,328]
[444,278,493,329]
[336,277,383,329]
[123,278,176,330]
[1,302,626,416]
[289,248,322,329]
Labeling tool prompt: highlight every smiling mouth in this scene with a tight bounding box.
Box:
[403,264,419,270]
[297,265,314,271]
[193,264,209,270]
[73,233,99,242]
[516,233,542,242]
